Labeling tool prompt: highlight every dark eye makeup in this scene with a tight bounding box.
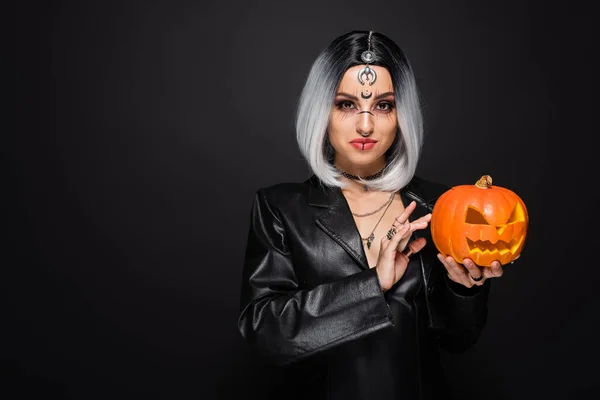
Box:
[334,99,395,113]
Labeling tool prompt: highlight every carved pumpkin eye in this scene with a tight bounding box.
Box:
[507,202,525,224]
[465,206,489,225]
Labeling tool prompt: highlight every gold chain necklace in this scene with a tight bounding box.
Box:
[361,193,395,249]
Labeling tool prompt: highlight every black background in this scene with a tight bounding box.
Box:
[10,1,598,399]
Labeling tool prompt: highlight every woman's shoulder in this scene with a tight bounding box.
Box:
[256,178,309,195]
[251,175,320,207]
[251,174,342,212]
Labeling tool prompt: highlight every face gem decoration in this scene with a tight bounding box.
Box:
[357,35,377,86]
[361,50,375,63]
[361,90,372,99]
[357,65,377,85]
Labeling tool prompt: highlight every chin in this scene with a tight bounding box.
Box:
[333,143,388,166]
[347,153,384,166]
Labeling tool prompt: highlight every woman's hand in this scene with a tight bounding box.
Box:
[375,201,432,292]
[437,254,504,288]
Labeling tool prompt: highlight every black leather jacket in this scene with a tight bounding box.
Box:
[238,175,491,399]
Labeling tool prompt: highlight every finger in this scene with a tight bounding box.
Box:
[385,210,409,245]
[392,201,417,227]
[490,261,503,278]
[381,225,398,244]
[413,213,432,224]
[398,213,431,240]
[395,219,427,253]
[399,237,426,260]
[463,258,485,284]
[383,215,409,242]
[381,222,410,255]
[407,218,430,234]
[436,254,457,282]
[438,254,471,287]
[449,257,471,286]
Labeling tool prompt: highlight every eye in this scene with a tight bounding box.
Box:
[336,100,356,110]
[507,203,525,224]
[465,206,490,225]
[375,101,394,112]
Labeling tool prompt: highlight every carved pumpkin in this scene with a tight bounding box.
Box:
[430,175,528,267]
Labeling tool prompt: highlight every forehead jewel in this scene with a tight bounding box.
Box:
[357,30,377,85]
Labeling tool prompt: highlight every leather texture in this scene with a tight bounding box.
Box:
[238,175,491,399]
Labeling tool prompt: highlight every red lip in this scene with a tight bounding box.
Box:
[350,138,378,143]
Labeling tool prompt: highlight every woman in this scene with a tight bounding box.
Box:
[237,30,504,399]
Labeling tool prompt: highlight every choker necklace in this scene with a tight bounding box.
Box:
[335,165,386,191]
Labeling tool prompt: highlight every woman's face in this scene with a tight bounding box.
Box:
[327,65,398,170]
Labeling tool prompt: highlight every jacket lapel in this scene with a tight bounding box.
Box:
[307,175,434,271]
[307,176,370,270]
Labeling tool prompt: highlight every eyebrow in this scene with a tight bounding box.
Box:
[335,91,395,101]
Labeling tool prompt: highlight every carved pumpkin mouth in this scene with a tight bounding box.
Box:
[466,237,522,256]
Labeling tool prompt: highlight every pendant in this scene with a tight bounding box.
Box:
[364,185,369,191]
[366,233,374,249]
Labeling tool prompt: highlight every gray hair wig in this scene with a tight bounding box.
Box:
[295,30,424,192]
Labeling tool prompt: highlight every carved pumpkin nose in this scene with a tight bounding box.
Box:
[496,225,506,235]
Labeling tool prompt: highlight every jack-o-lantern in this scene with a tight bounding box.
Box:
[430,175,528,267]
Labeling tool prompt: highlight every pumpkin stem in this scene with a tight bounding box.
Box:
[475,175,493,188]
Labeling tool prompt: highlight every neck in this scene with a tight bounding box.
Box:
[334,158,386,193]
[334,159,386,179]
[341,180,379,197]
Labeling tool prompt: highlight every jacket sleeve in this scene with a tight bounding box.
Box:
[237,189,394,366]
[426,261,491,353]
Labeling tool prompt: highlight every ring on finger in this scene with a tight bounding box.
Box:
[394,216,406,225]
[470,274,483,282]
[386,227,397,240]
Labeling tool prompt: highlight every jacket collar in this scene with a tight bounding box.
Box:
[307,175,340,207]
[306,175,429,270]
[307,174,430,216]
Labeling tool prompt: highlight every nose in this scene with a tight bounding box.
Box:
[356,111,374,137]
